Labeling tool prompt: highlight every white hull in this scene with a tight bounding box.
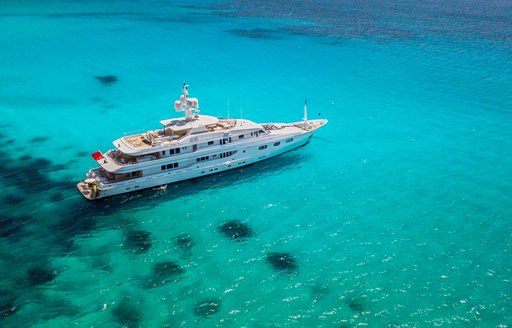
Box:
[81,128,316,200]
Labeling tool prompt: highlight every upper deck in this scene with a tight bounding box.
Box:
[114,115,262,156]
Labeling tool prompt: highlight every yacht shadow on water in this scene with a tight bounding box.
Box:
[52,151,308,249]
[92,151,308,209]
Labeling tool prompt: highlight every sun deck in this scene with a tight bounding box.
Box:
[118,116,238,152]
[123,133,154,149]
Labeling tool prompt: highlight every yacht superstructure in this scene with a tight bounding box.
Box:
[77,84,327,200]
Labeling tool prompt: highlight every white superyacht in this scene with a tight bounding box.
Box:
[77,84,327,200]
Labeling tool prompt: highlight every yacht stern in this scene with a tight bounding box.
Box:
[77,179,99,200]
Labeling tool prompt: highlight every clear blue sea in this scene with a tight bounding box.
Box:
[1,1,512,326]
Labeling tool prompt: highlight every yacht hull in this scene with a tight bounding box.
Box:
[77,129,317,200]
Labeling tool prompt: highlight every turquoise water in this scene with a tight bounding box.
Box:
[1,1,512,326]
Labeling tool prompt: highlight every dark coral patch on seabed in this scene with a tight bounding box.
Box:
[146,261,185,287]
[0,215,30,239]
[50,192,64,202]
[95,75,118,86]
[3,194,24,206]
[193,299,221,318]
[26,267,58,286]
[228,28,281,39]
[346,298,366,312]
[0,290,18,318]
[218,220,254,240]
[266,252,298,272]
[29,136,49,143]
[0,156,60,194]
[111,297,141,328]
[76,151,88,157]
[154,261,184,278]
[124,230,152,253]
[174,234,194,249]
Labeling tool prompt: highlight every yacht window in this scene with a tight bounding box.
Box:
[285,138,294,143]
[273,142,280,146]
[170,149,175,155]
[208,141,214,145]
[220,151,234,158]
[164,162,179,170]
[259,145,267,150]
[197,156,210,162]
[161,151,165,156]
[239,135,244,139]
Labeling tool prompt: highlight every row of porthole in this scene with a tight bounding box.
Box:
[200,167,220,174]
[201,160,248,173]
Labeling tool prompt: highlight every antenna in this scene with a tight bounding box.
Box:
[227,95,230,119]
[240,106,243,125]
[303,99,308,130]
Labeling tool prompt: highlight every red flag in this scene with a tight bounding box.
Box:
[91,151,104,161]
